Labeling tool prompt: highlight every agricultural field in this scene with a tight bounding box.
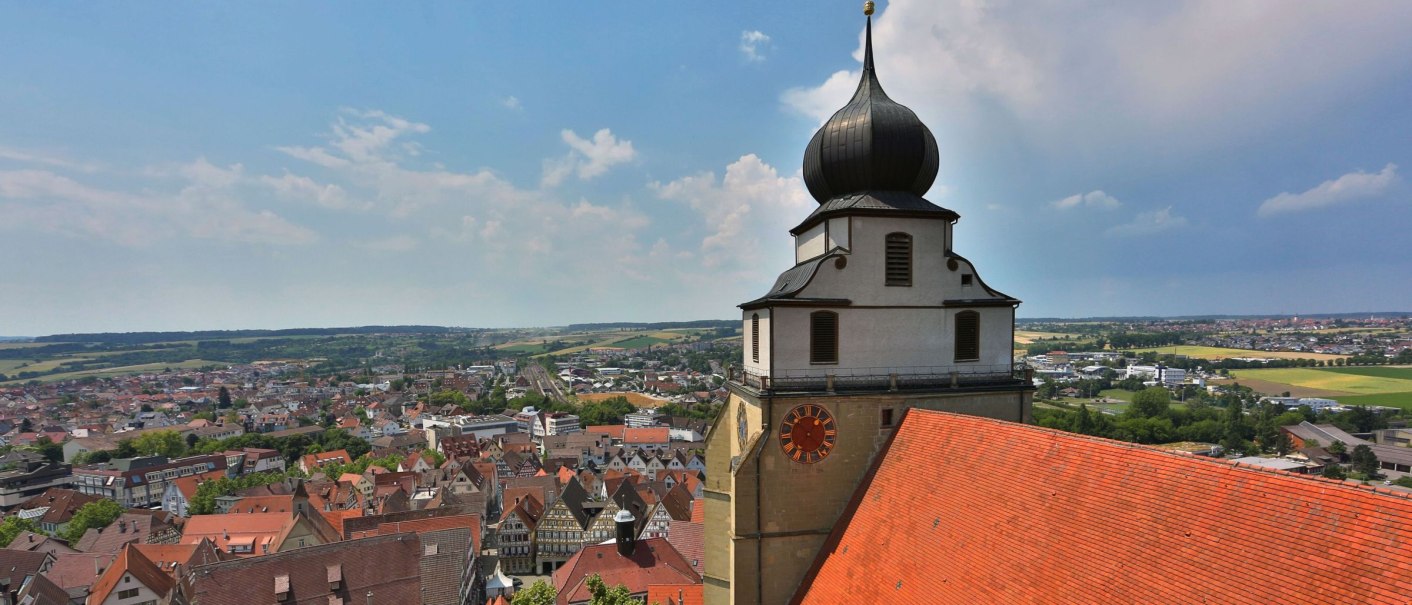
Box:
[1126,345,1346,362]
[576,391,669,408]
[1014,330,1082,345]
[497,329,699,357]
[1227,366,1412,411]
[2,359,227,384]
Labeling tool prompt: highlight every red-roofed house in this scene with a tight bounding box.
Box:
[647,584,703,605]
[298,449,351,474]
[86,544,174,605]
[623,427,669,451]
[552,537,699,605]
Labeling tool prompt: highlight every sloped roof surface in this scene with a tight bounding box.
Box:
[796,409,1412,605]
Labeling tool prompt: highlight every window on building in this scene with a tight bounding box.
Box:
[881,408,895,428]
[961,273,973,286]
[885,233,912,286]
[810,311,839,364]
[118,588,140,599]
[955,311,980,362]
[751,313,760,363]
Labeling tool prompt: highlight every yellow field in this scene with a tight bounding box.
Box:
[0,359,226,384]
[576,391,670,408]
[1127,345,1346,362]
[1014,331,1081,345]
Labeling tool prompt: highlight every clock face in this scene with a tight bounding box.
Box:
[737,405,748,444]
[779,404,837,463]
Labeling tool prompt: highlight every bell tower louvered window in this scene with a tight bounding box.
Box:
[885,233,912,286]
[751,314,760,363]
[810,311,839,364]
[955,311,980,362]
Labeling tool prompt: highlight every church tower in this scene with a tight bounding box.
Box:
[702,4,1033,604]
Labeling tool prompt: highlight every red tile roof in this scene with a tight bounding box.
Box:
[552,538,699,605]
[647,584,703,605]
[88,544,174,605]
[624,427,669,444]
[795,409,1412,604]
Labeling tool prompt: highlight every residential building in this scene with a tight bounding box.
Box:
[85,544,174,605]
[186,533,425,605]
[0,459,73,508]
[72,455,226,508]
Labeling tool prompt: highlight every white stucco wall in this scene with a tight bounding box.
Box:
[827,217,850,250]
[101,575,161,605]
[768,305,1014,378]
[743,309,772,375]
[795,223,826,263]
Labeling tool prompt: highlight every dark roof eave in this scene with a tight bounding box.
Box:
[739,298,852,311]
[790,207,959,236]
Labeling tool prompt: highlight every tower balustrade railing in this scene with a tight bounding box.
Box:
[728,362,1029,393]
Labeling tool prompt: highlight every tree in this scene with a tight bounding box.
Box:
[1322,464,1347,480]
[1351,444,1381,478]
[0,516,36,547]
[1273,431,1293,456]
[18,418,32,433]
[511,581,557,605]
[1328,440,1347,457]
[1129,387,1171,419]
[218,386,232,409]
[185,432,200,450]
[586,574,642,605]
[33,436,63,463]
[61,500,123,543]
[132,430,186,459]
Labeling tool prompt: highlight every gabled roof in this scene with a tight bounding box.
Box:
[552,538,700,605]
[188,533,423,605]
[795,409,1412,604]
[88,545,174,605]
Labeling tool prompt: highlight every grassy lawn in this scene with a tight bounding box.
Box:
[576,392,669,408]
[1098,389,1136,402]
[1127,345,1346,362]
[608,335,672,349]
[1230,368,1412,395]
[497,342,555,354]
[1323,367,1412,381]
[1335,392,1412,411]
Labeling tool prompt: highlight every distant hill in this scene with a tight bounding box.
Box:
[563,320,737,332]
[34,325,468,345]
[1018,312,1410,323]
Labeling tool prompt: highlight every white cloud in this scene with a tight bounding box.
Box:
[1257,163,1398,217]
[1053,190,1121,210]
[1105,206,1188,237]
[0,145,101,172]
[541,128,637,187]
[782,1,1412,153]
[740,30,772,62]
[0,167,315,246]
[652,154,810,271]
[503,96,522,111]
[259,173,360,211]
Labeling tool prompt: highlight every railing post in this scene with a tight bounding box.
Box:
[889,373,898,392]
[826,374,835,393]
[950,371,959,388]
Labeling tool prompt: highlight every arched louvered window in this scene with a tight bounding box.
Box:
[810,311,839,364]
[751,314,760,363]
[885,233,912,286]
[955,311,980,362]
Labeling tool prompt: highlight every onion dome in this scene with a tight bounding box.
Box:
[802,9,940,204]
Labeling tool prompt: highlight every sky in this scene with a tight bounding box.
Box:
[2,1,1411,335]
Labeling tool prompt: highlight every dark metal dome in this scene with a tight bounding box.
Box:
[802,16,939,204]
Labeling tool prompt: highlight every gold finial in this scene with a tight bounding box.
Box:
[864,1,875,16]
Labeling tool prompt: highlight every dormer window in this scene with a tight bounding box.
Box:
[885,233,912,286]
[810,311,839,364]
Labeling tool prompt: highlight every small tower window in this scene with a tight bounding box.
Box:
[885,233,912,286]
[810,311,839,364]
[751,314,760,363]
[955,311,980,362]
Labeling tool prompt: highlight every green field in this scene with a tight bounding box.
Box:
[1230,368,1412,395]
[1322,367,1412,381]
[1127,345,1346,361]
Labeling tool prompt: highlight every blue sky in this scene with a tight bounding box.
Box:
[2,1,1411,335]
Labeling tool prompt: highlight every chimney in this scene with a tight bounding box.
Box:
[118,520,127,533]
[614,509,637,557]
